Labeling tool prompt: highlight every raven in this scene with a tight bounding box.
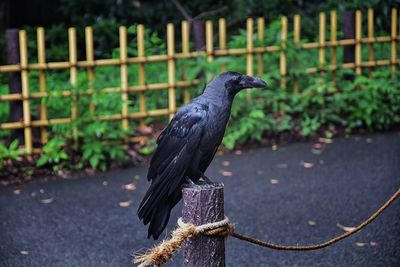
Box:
[138,71,267,239]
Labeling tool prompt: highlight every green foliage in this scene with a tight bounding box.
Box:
[0,140,25,168]
[36,136,68,171]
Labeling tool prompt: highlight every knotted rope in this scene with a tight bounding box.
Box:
[134,188,400,267]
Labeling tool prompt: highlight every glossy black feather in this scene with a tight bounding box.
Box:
[137,72,267,239]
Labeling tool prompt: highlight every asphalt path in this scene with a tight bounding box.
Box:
[1,132,399,267]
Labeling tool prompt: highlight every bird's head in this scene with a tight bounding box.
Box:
[207,71,269,97]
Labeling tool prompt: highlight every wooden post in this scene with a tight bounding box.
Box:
[343,11,355,64]
[5,29,23,145]
[192,19,206,51]
[182,184,225,267]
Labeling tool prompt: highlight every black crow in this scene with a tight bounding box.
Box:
[138,71,268,239]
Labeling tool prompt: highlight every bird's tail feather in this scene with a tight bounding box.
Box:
[138,187,182,240]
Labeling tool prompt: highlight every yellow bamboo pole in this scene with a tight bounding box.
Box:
[206,21,213,62]
[68,27,78,139]
[367,9,374,76]
[137,24,146,126]
[280,16,287,89]
[246,18,254,99]
[37,27,48,144]
[246,18,254,76]
[85,26,95,112]
[218,18,226,72]
[319,12,326,69]
[19,30,32,155]
[257,17,265,76]
[293,15,300,93]
[391,8,397,77]
[280,16,287,115]
[182,20,190,104]
[355,10,362,75]
[167,23,176,120]
[330,11,337,86]
[119,26,129,132]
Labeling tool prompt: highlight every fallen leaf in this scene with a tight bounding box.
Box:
[366,138,373,143]
[302,162,314,168]
[124,183,136,190]
[40,198,54,204]
[308,220,316,226]
[270,179,279,184]
[220,171,233,177]
[234,150,242,155]
[337,223,357,232]
[119,200,132,207]
[39,189,45,194]
[370,241,377,246]
[13,189,21,195]
[102,181,108,186]
[355,242,367,247]
[318,137,333,144]
[20,251,29,255]
[272,144,278,151]
[313,143,322,149]
[276,163,288,169]
[222,161,230,167]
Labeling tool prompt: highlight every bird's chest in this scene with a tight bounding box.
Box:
[202,107,230,146]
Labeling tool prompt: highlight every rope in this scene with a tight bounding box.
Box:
[133,188,399,266]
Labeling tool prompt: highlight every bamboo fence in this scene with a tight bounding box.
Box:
[0,8,398,155]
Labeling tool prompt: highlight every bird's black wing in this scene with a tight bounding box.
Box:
[138,103,207,222]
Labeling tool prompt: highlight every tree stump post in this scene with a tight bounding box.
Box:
[343,11,355,64]
[6,28,24,145]
[182,183,225,267]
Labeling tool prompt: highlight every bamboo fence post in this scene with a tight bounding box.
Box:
[137,24,146,126]
[218,18,226,72]
[367,9,374,76]
[330,11,337,86]
[246,18,254,99]
[182,184,225,267]
[85,26,95,112]
[167,23,176,121]
[257,17,265,76]
[68,27,78,139]
[37,27,48,144]
[355,10,362,75]
[280,16,287,90]
[206,21,213,63]
[119,26,129,132]
[293,15,300,93]
[19,30,32,155]
[5,29,23,145]
[391,8,397,77]
[319,12,326,71]
[280,16,288,115]
[182,20,190,104]
[246,18,254,76]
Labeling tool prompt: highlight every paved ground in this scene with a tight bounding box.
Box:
[1,132,399,267]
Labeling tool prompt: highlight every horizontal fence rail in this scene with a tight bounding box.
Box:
[0,8,399,155]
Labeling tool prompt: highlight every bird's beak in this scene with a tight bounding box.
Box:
[242,75,269,88]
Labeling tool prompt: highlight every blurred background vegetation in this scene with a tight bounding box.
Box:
[0,0,399,181]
